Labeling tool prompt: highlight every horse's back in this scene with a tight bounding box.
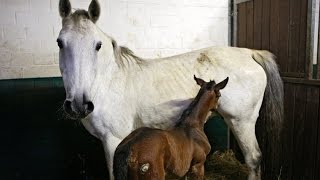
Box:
[148,46,264,71]
[142,46,267,100]
[136,46,268,127]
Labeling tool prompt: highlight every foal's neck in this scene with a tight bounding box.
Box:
[176,93,213,128]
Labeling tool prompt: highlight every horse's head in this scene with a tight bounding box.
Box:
[194,75,229,111]
[57,0,115,119]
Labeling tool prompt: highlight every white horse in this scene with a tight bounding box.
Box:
[57,0,283,179]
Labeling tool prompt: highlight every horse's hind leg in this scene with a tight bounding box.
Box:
[229,118,261,180]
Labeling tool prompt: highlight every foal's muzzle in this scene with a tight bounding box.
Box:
[63,99,94,119]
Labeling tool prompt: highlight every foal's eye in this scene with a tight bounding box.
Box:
[57,39,63,49]
[96,42,102,51]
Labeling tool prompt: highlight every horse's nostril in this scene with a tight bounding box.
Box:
[85,101,94,113]
[64,100,73,113]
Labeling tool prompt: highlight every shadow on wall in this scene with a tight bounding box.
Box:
[0,78,108,180]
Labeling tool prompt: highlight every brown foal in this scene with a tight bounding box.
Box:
[113,75,229,180]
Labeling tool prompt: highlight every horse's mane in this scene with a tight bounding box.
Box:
[112,40,145,68]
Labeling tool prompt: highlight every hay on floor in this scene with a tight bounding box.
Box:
[168,150,249,180]
[205,150,249,180]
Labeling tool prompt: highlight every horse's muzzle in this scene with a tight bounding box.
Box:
[63,99,94,119]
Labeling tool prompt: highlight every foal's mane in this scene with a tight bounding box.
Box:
[69,10,145,68]
[175,80,216,127]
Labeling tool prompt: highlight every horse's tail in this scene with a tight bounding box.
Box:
[252,50,284,178]
[113,145,130,180]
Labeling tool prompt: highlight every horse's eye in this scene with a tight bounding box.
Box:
[57,39,63,49]
[96,42,102,51]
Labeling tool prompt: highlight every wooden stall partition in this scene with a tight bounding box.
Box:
[235,0,308,78]
[281,78,320,179]
[232,0,320,179]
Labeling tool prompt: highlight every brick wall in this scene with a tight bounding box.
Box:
[0,0,229,79]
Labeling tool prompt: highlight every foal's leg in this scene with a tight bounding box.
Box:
[145,167,165,180]
[229,118,261,180]
[143,159,165,180]
[189,162,205,180]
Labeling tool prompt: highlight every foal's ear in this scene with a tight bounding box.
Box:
[214,77,229,91]
[59,0,72,18]
[194,75,206,87]
[88,0,101,23]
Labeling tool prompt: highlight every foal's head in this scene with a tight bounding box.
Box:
[177,75,228,127]
[193,75,229,111]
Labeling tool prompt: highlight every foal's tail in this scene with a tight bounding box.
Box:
[113,145,130,180]
[252,50,284,177]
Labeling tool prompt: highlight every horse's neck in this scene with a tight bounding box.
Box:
[92,59,136,111]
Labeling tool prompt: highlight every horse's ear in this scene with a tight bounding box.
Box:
[214,77,229,91]
[88,0,101,23]
[111,39,118,50]
[59,0,72,18]
[194,75,206,87]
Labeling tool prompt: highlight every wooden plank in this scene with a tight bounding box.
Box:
[237,3,247,47]
[278,0,290,73]
[232,0,238,46]
[292,84,307,179]
[282,77,320,86]
[269,0,280,57]
[253,0,262,49]
[302,87,319,178]
[246,1,254,49]
[281,72,306,78]
[288,0,301,75]
[316,88,320,178]
[261,0,270,50]
[281,83,296,179]
[298,0,308,75]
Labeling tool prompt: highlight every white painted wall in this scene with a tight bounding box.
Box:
[313,0,319,64]
[0,0,229,79]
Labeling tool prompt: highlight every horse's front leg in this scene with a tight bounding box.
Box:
[101,133,122,180]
